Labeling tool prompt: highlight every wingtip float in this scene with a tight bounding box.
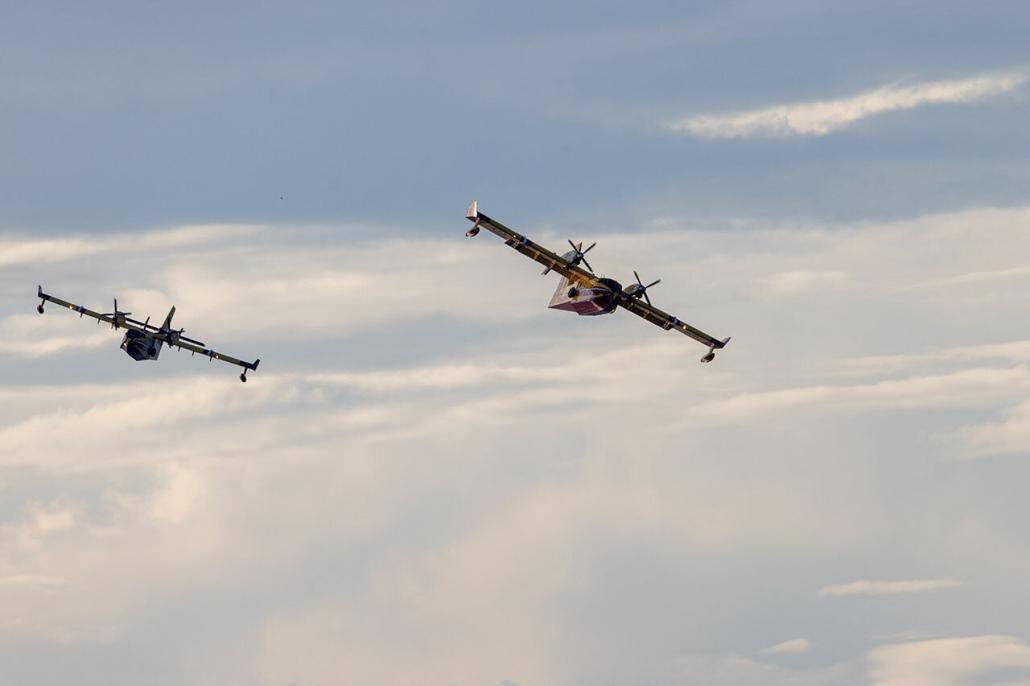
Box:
[36,286,260,382]
[464,201,732,364]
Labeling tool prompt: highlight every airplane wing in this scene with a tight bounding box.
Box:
[164,335,261,370]
[465,200,598,285]
[617,295,730,351]
[166,337,261,372]
[37,287,142,330]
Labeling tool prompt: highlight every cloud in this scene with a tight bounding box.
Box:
[670,70,1028,138]
[697,367,1030,426]
[828,340,1030,378]
[819,579,963,597]
[961,399,1030,458]
[0,225,258,267]
[0,575,67,589]
[762,270,853,296]
[763,639,812,655]
[673,654,850,686]
[0,314,112,358]
[4,206,1030,683]
[868,635,1030,686]
[149,463,208,525]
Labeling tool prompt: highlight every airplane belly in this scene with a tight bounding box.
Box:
[548,277,617,316]
[121,331,162,361]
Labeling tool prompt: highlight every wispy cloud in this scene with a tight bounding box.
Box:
[671,70,1027,138]
[961,398,1030,458]
[819,579,963,597]
[0,315,112,357]
[763,638,812,655]
[0,225,258,267]
[0,575,67,588]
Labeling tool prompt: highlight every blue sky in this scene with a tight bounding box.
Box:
[2,1,1028,232]
[3,2,1030,685]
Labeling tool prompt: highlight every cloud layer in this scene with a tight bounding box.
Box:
[4,206,1030,684]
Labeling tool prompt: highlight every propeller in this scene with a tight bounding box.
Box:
[623,270,661,306]
[162,327,205,347]
[543,240,597,275]
[568,240,596,272]
[101,298,132,329]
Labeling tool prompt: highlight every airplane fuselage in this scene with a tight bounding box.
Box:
[121,329,164,361]
[548,276,622,316]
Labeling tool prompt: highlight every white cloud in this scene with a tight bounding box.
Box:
[0,575,66,589]
[762,270,853,296]
[828,340,1030,378]
[868,635,1030,686]
[0,314,112,357]
[819,579,963,597]
[671,70,1027,138]
[150,464,208,525]
[0,225,258,267]
[673,654,850,686]
[763,639,812,655]
[961,399,1030,457]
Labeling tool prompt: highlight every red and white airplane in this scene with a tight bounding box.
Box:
[465,201,731,363]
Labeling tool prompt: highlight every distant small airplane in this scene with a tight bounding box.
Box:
[36,287,261,382]
[465,201,731,363]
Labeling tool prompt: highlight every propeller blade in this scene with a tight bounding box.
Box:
[646,279,661,289]
[581,256,593,272]
[568,239,578,251]
[583,242,596,253]
[643,292,652,306]
[633,270,642,285]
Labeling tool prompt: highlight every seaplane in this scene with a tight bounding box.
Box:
[35,286,261,382]
[465,201,731,363]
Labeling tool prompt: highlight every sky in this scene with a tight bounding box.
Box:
[1,1,1030,684]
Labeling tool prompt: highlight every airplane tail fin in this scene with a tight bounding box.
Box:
[162,306,176,329]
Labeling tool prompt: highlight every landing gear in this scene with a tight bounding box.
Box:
[239,371,248,383]
[567,287,578,298]
[36,303,44,314]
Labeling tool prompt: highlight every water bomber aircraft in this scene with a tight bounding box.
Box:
[36,286,260,382]
[465,201,731,363]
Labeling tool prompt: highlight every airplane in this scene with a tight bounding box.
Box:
[464,201,731,363]
[35,286,261,382]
